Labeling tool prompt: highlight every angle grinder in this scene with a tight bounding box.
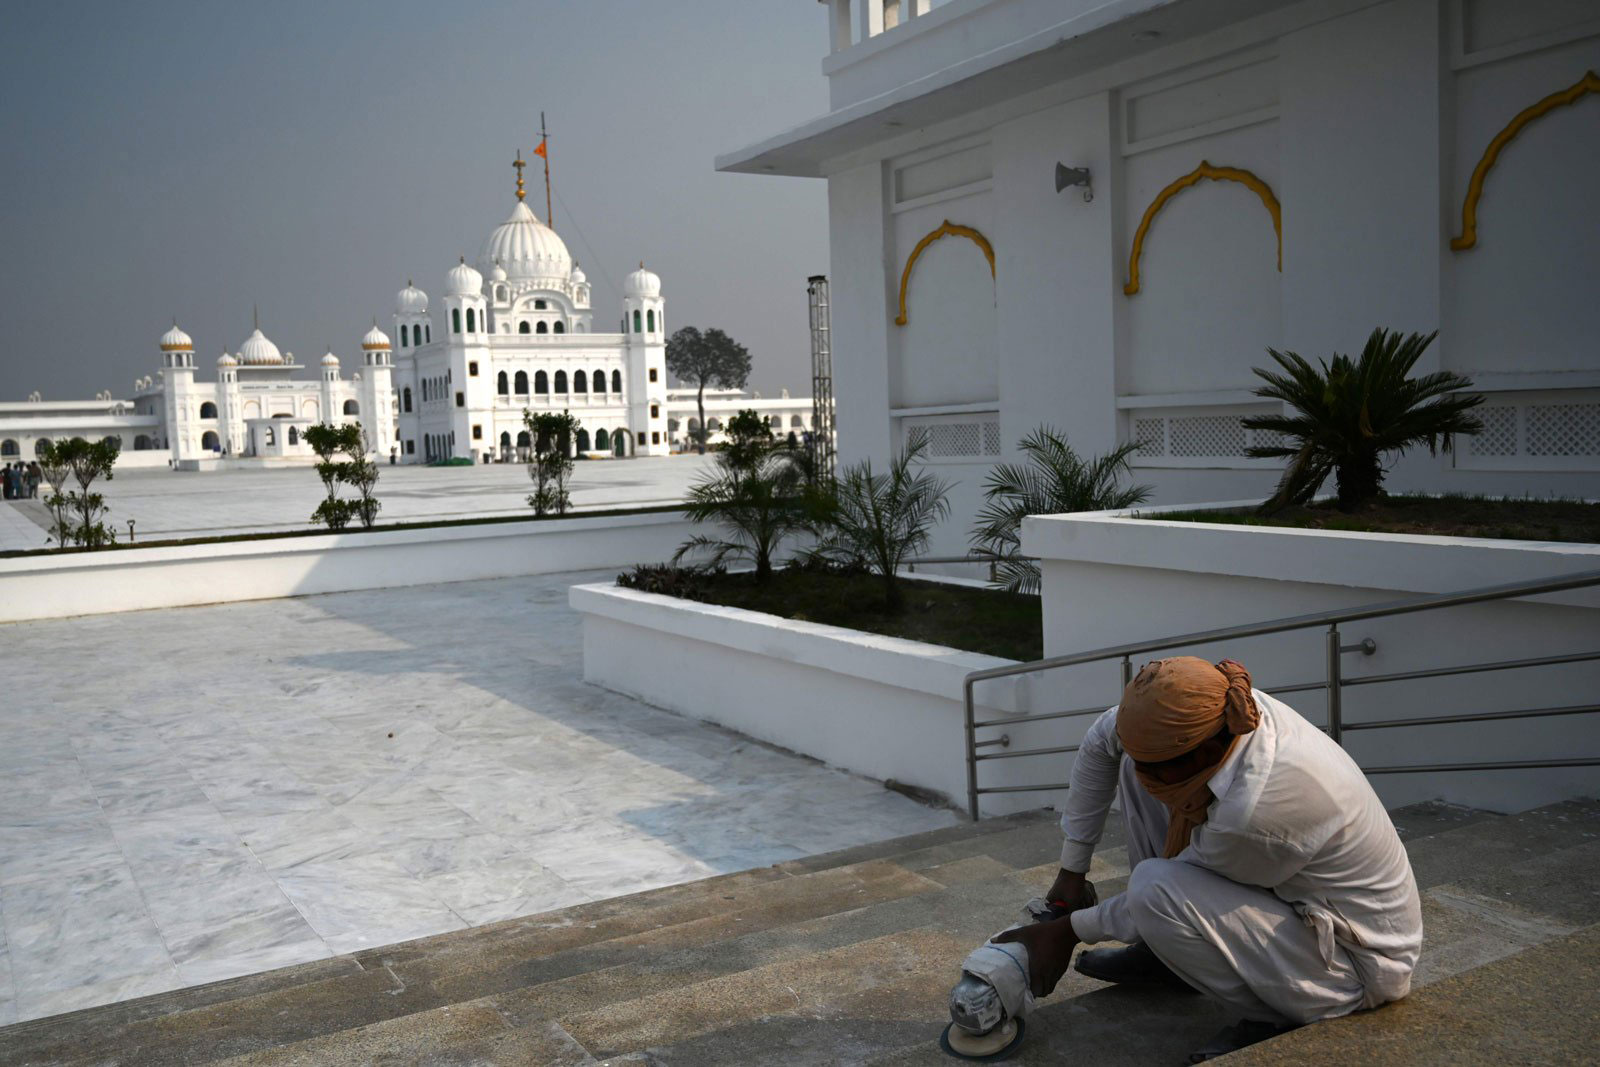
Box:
[939,883,1096,1061]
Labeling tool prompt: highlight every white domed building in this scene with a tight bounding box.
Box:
[123,309,395,466]
[388,183,668,463]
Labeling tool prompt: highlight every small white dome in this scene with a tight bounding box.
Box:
[236,328,285,366]
[361,324,391,350]
[396,281,429,314]
[446,257,483,298]
[570,262,587,285]
[320,351,340,367]
[160,322,193,351]
[217,352,238,367]
[489,260,507,283]
[625,262,661,298]
[479,200,572,284]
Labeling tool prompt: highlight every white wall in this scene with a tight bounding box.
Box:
[1024,508,1600,814]
[573,581,1067,816]
[0,512,693,624]
[808,0,1600,549]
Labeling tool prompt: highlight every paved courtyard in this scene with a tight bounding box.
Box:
[0,453,715,551]
[0,570,958,1025]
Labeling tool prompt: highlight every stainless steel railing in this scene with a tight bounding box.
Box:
[961,569,1600,820]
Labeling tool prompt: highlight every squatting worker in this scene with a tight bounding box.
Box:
[995,656,1421,1063]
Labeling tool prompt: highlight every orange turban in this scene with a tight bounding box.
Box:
[1116,657,1259,857]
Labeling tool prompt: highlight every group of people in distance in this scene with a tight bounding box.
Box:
[2,461,42,500]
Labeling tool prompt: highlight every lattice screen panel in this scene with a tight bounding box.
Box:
[902,413,1002,461]
[1134,418,1165,457]
[1468,406,1518,456]
[1169,415,1248,457]
[1526,403,1600,457]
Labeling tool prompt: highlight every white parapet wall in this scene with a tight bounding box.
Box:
[0,511,694,624]
[1022,504,1600,814]
[572,581,1068,816]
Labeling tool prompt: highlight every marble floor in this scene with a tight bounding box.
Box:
[0,571,958,1025]
[0,453,716,551]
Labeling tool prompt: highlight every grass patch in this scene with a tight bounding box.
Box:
[626,566,1042,661]
[1151,494,1600,544]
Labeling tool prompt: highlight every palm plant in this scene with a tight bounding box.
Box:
[806,432,951,613]
[673,428,812,583]
[970,428,1151,594]
[1243,328,1483,512]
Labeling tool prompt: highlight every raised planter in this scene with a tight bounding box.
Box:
[571,581,1066,815]
[0,511,694,623]
[1021,502,1600,812]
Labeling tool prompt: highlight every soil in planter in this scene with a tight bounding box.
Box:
[1154,494,1600,544]
[689,569,1043,662]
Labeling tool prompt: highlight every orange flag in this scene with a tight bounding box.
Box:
[533,140,547,158]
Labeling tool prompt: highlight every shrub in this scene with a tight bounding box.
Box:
[1243,329,1483,512]
[969,427,1150,594]
[525,409,579,515]
[805,432,950,612]
[672,424,814,583]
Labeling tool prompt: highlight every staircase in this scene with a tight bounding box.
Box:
[1,799,1594,1066]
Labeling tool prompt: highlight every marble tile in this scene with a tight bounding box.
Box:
[456,884,596,926]
[2,867,174,996]
[387,831,528,880]
[417,856,580,915]
[110,803,258,886]
[271,854,466,954]
[173,939,332,987]
[0,813,124,888]
[228,807,388,871]
[17,966,184,1024]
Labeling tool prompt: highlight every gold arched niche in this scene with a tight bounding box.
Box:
[1451,70,1600,252]
[1123,161,1282,296]
[895,220,995,326]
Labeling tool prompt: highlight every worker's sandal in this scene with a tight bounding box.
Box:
[1186,1019,1298,1062]
[1073,941,1198,991]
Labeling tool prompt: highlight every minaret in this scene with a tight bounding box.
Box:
[622,264,667,456]
[359,322,394,457]
[319,349,341,428]
[158,321,196,461]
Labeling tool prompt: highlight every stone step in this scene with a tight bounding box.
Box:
[1218,922,1600,1065]
[2,800,1592,1066]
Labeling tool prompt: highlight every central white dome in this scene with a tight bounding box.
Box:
[236,328,285,366]
[479,201,572,284]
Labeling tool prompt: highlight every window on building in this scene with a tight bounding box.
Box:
[466,308,476,333]
[452,308,462,334]
[425,325,431,343]
[708,417,721,430]
[554,370,568,393]
[535,299,547,309]
[265,427,276,446]
[534,370,548,394]
[648,368,658,383]
[652,432,660,445]
[633,309,642,333]
[519,321,530,334]
[497,371,509,395]
[614,370,624,392]
[455,391,464,408]
[469,361,479,377]
[400,325,409,347]
[596,428,610,450]
[199,401,217,419]
[406,439,414,454]
[472,424,482,440]
[344,400,360,415]
[650,404,659,418]
[573,370,587,393]
[199,431,218,452]
[536,322,549,335]
[791,415,804,427]
[592,369,606,393]
[517,430,531,448]
[288,427,299,445]
[403,387,413,412]
[515,370,529,394]
[647,309,655,332]
[554,321,565,334]
[576,428,590,451]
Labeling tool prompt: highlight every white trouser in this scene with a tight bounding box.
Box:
[1115,756,1366,1026]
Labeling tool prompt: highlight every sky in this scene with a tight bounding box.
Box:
[0,0,830,401]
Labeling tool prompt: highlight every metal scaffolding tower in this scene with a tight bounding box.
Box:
[806,275,836,480]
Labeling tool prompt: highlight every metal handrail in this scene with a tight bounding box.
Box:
[962,568,1600,819]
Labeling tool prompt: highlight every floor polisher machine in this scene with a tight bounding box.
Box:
[938,882,1096,1061]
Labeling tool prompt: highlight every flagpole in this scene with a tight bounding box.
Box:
[541,111,553,229]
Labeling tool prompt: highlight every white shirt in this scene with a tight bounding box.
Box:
[1062,692,1422,1005]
